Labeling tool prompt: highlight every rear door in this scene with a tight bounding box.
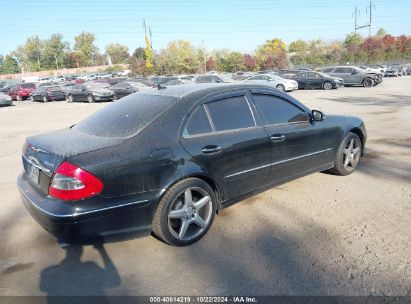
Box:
[180,91,272,201]
[250,92,332,183]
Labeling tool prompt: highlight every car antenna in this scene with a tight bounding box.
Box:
[157,84,167,90]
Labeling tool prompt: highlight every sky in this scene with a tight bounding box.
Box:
[0,0,410,55]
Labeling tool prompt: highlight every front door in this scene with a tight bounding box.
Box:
[250,92,331,183]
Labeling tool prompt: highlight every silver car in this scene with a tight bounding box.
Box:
[321,66,382,87]
[0,92,13,106]
[243,74,298,92]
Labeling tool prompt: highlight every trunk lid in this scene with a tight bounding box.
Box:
[22,127,123,195]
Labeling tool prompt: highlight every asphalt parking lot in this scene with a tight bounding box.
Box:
[0,77,410,296]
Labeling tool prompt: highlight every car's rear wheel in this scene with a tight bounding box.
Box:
[276,84,285,91]
[67,95,74,103]
[152,178,217,246]
[43,96,48,103]
[87,95,94,103]
[323,81,333,90]
[329,132,362,176]
[16,95,22,101]
[30,95,34,102]
[362,78,374,87]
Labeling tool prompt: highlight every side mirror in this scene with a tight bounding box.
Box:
[312,110,325,121]
[351,70,357,75]
[126,86,130,90]
[82,88,86,91]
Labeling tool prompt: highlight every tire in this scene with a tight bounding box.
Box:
[362,78,374,87]
[43,96,48,103]
[87,95,94,103]
[276,84,285,91]
[328,132,362,176]
[67,95,74,103]
[16,95,22,101]
[30,96,34,102]
[152,178,217,246]
[323,81,333,90]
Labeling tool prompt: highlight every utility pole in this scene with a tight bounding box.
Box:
[353,1,375,36]
[353,7,358,34]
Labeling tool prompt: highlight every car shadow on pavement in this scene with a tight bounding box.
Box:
[318,94,411,107]
[39,244,121,302]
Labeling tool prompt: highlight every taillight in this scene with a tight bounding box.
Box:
[49,161,103,201]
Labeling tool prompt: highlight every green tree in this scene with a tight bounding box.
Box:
[105,43,130,64]
[0,55,20,74]
[73,32,99,67]
[42,33,70,69]
[376,28,387,38]
[144,33,154,73]
[159,40,199,74]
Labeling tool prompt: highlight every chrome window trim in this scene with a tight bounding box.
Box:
[224,148,333,179]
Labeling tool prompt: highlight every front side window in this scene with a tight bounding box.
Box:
[252,94,308,125]
[206,96,255,131]
[184,106,213,136]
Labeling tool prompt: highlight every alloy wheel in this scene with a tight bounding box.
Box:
[323,82,332,90]
[167,187,213,241]
[343,137,361,171]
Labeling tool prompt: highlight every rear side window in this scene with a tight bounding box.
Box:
[334,67,351,73]
[322,68,334,73]
[184,106,212,136]
[252,94,308,125]
[73,94,178,139]
[206,96,255,131]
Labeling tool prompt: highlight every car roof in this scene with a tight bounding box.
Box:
[137,83,283,99]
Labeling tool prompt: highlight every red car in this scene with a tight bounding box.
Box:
[9,83,36,101]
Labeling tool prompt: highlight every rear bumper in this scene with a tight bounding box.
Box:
[18,173,159,243]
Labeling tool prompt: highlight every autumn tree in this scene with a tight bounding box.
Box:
[255,38,287,69]
[159,40,200,74]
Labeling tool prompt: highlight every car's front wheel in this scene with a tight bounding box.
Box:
[152,178,217,246]
[16,95,22,101]
[329,132,362,176]
[276,84,285,91]
[323,81,333,90]
[87,95,94,103]
[67,95,74,103]
[43,96,48,103]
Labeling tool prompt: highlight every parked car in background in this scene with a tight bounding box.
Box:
[292,71,343,90]
[36,82,60,88]
[8,83,36,101]
[65,83,115,103]
[59,82,76,98]
[406,65,411,76]
[17,83,366,246]
[111,81,150,99]
[30,86,66,102]
[194,74,233,83]
[243,74,298,91]
[131,78,157,87]
[0,92,13,106]
[0,82,13,93]
[162,79,184,86]
[321,66,379,87]
[384,66,401,77]
[151,76,180,85]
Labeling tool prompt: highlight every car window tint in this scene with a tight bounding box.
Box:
[252,94,308,125]
[206,96,254,131]
[334,67,350,73]
[73,94,178,139]
[323,68,333,73]
[184,106,212,136]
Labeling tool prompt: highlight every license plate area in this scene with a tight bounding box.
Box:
[28,164,40,184]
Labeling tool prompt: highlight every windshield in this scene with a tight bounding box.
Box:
[86,82,109,90]
[73,94,178,139]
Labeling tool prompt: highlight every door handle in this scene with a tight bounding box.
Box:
[270,134,285,142]
[201,146,222,154]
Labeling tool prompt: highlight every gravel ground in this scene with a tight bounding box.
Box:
[0,77,410,296]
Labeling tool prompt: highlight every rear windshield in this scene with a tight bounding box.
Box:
[73,94,178,139]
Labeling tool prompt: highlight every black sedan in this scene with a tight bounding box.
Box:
[65,83,115,103]
[30,86,66,102]
[18,83,366,246]
[111,81,149,99]
[293,71,344,90]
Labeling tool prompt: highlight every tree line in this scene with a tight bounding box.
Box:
[0,28,410,76]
